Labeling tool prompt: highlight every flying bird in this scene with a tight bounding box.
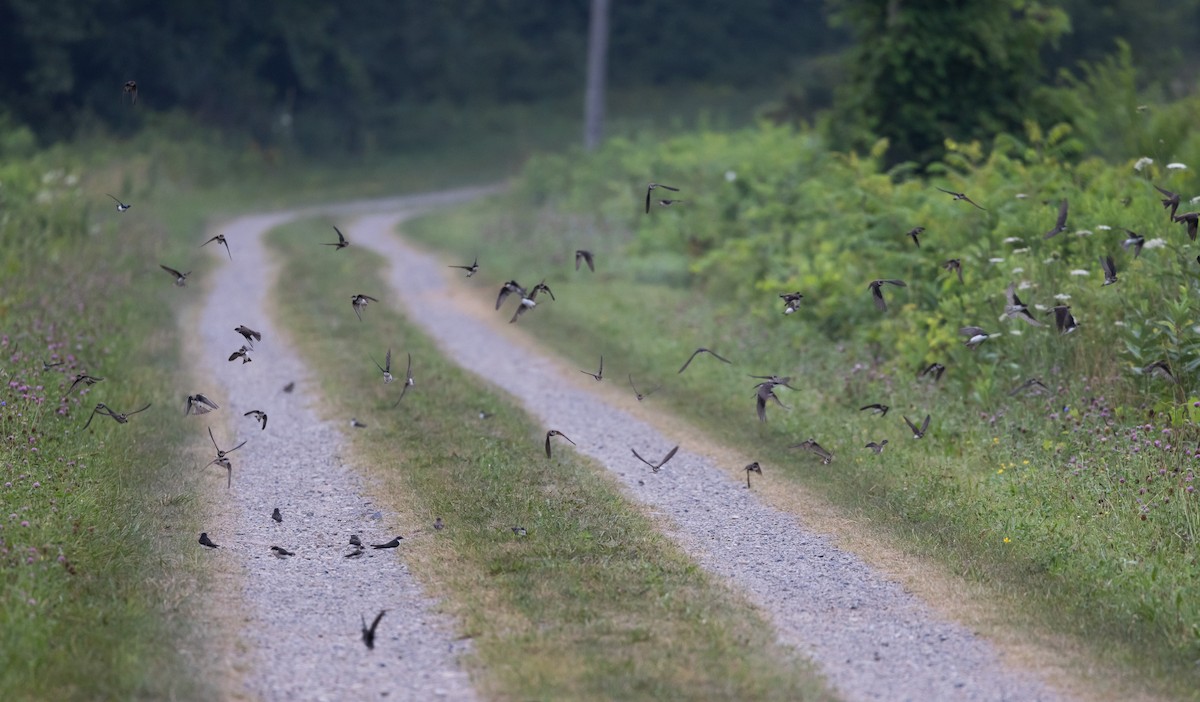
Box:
[160,264,190,287]
[1173,212,1198,242]
[744,462,762,489]
[628,374,660,401]
[245,410,267,430]
[575,250,595,272]
[185,393,220,416]
[68,373,103,394]
[42,359,63,372]
[373,349,394,384]
[271,508,282,523]
[350,418,367,428]
[351,294,378,322]
[780,292,804,314]
[678,347,732,373]
[903,414,931,439]
[860,403,889,416]
[959,326,993,350]
[1100,255,1119,286]
[201,233,232,260]
[867,279,906,311]
[1120,229,1145,258]
[122,80,137,104]
[1043,199,1069,238]
[646,183,680,213]
[107,194,131,212]
[1154,185,1181,220]
[906,226,925,248]
[509,281,555,324]
[631,445,679,473]
[942,259,963,283]
[656,199,686,208]
[323,226,349,250]
[362,610,386,650]
[1008,378,1049,397]
[919,362,946,382]
[1142,360,1176,383]
[228,345,252,364]
[495,280,525,310]
[208,426,246,460]
[371,537,403,549]
[1047,305,1079,334]
[749,374,796,390]
[936,187,987,211]
[580,356,604,381]
[545,430,576,459]
[198,532,218,548]
[391,353,414,407]
[865,440,889,454]
[789,438,833,464]
[234,325,261,347]
[448,256,479,277]
[755,383,789,422]
[82,402,151,430]
[1003,283,1043,326]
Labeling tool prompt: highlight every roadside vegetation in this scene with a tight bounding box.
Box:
[264,218,835,701]
[401,56,1200,699]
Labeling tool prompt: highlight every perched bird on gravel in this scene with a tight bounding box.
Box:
[678,347,732,374]
[198,532,218,548]
[1120,229,1145,258]
[867,279,906,311]
[392,353,415,407]
[1003,283,1043,326]
[68,373,104,394]
[270,546,295,558]
[906,226,925,248]
[349,534,363,547]
[234,325,261,348]
[645,183,680,213]
[545,430,576,458]
[865,440,888,454]
[201,233,232,260]
[448,256,479,277]
[628,374,660,401]
[160,264,190,287]
[371,536,403,549]
[271,508,282,523]
[351,294,378,322]
[575,250,595,272]
[580,356,604,381]
[245,409,267,430]
[1100,255,1119,286]
[860,403,889,416]
[1043,199,1069,238]
[1008,378,1049,397]
[361,610,386,650]
[744,462,762,489]
[959,326,993,350]
[373,349,395,384]
[779,291,804,315]
[942,259,963,284]
[903,414,931,439]
[83,402,152,430]
[107,194,132,212]
[789,439,833,464]
[228,345,252,364]
[936,186,987,211]
[631,444,679,473]
[185,393,219,416]
[323,226,350,250]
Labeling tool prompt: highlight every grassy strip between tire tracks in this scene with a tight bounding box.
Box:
[401,197,1200,702]
[266,217,837,702]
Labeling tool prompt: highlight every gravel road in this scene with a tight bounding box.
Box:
[190,191,491,702]
[344,209,1072,702]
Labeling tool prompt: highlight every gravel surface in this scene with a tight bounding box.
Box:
[191,192,490,702]
[346,210,1072,702]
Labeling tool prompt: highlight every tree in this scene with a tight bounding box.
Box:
[827,0,1069,166]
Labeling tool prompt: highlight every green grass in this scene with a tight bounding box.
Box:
[265,218,837,701]
[402,195,1200,701]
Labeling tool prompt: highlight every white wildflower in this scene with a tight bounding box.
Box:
[1069,269,1090,276]
[1053,293,1072,301]
[1015,193,1028,199]
[1167,162,1188,170]
[1134,157,1154,171]
[1018,281,1033,290]
[989,257,1005,264]
[1143,238,1167,250]
[725,170,737,182]
[35,190,52,204]
[1003,237,1024,244]
[1190,195,1200,204]
[1034,304,1048,311]
[1114,321,1127,327]
[64,174,79,187]
[1009,329,1023,336]
[1074,229,1093,237]
[1097,225,1111,231]
[1012,247,1030,255]
[1011,267,1025,274]
[1043,257,1057,265]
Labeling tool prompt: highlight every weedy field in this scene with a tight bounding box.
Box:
[401,65,1200,698]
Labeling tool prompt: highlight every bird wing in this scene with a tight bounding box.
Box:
[678,349,702,373]
[496,286,513,310]
[871,285,887,311]
[903,415,918,434]
[920,415,931,433]
[334,226,347,245]
[160,264,183,278]
[657,446,679,468]
[630,448,655,468]
[756,393,767,422]
[645,187,653,214]
[385,349,392,373]
[706,349,732,364]
[1056,199,1069,228]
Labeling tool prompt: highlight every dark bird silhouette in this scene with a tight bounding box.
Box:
[282,382,295,393]
[575,250,595,272]
[198,532,218,548]
[780,291,804,315]
[860,403,889,416]
[1048,305,1079,334]
[1155,185,1181,220]
[323,226,350,250]
[228,345,252,364]
[1009,378,1049,397]
[656,199,686,208]
[1143,360,1176,383]
[919,362,946,382]
[1100,255,1119,286]
[107,194,131,212]
[206,455,233,489]
[942,259,963,283]
[580,356,603,381]
[1003,283,1043,326]
[245,410,267,430]
[903,414,931,439]
[631,445,679,473]
[867,279,906,311]
[906,226,925,248]
[628,374,660,401]
[750,375,796,390]
[789,439,833,464]
[545,430,576,458]
[82,402,152,430]
[371,537,403,549]
[362,610,386,650]
[271,507,282,523]
[744,462,762,489]
[160,264,190,287]
[646,183,680,213]
[865,440,889,454]
[122,80,137,104]
[201,234,232,260]
[960,326,993,350]
[271,546,295,558]
[234,325,261,347]
[351,294,378,322]
[936,187,987,211]
[495,280,525,310]
[349,534,363,547]
[185,393,219,416]
[208,426,246,460]
[509,281,555,324]
[373,348,394,384]
[391,353,414,407]
[68,373,103,394]
[42,359,63,372]
[755,383,790,423]
[350,418,367,428]
[448,256,479,277]
[511,526,528,537]
[1174,212,1199,242]
[1043,199,1069,238]
[433,517,444,531]
[1120,229,1145,258]
[677,347,732,373]
[345,547,364,558]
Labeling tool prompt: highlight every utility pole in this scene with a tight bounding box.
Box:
[583,0,610,151]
